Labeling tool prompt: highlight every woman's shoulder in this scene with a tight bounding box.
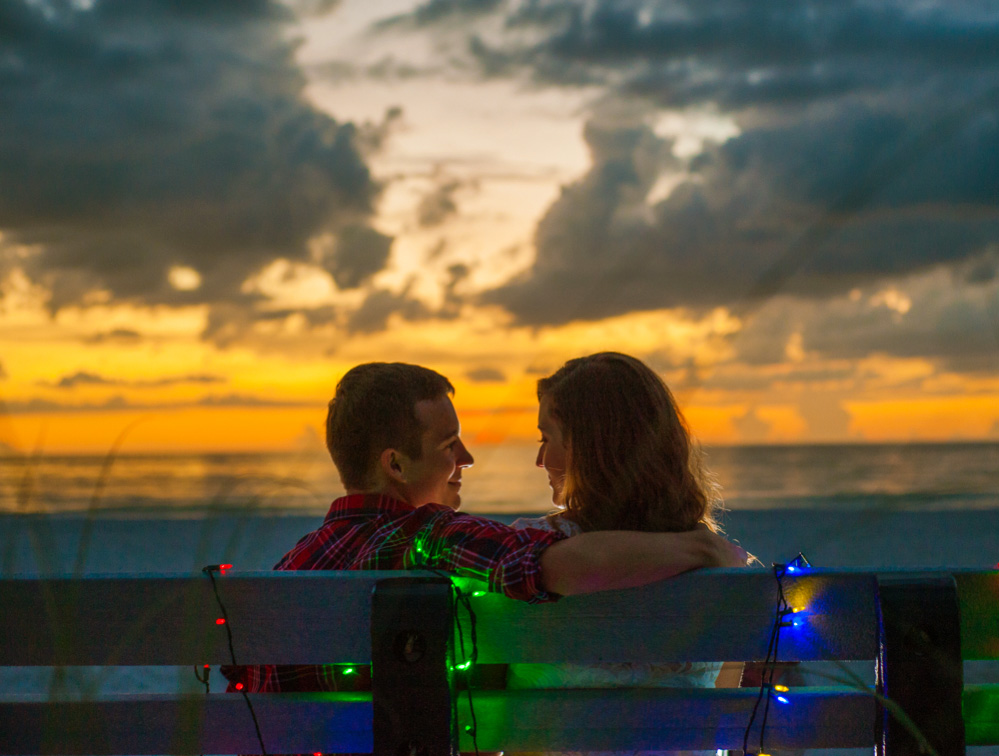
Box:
[509,512,581,536]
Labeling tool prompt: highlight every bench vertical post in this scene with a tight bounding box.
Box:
[371,577,453,756]
[876,575,965,756]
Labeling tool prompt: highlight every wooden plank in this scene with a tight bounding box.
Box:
[955,571,999,660]
[0,688,878,754]
[3,570,881,667]
[0,693,372,755]
[455,687,877,750]
[0,571,418,666]
[461,570,880,662]
[965,684,999,746]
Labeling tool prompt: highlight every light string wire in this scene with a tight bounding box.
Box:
[758,563,790,753]
[203,564,268,756]
[742,552,944,756]
[452,585,480,756]
[194,663,210,693]
[742,561,790,756]
[193,663,211,756]
[415,565,481,756]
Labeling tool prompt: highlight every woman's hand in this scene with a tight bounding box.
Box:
[695,523,750,567]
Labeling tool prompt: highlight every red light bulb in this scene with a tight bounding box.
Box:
[235,682,244,691]
[215,618,226,625]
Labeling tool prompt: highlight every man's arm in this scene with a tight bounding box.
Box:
[538,528,748,596]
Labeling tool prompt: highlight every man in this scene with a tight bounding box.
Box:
[225,362,746,692]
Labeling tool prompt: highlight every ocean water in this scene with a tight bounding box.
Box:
[3,441,998,516]
[2,442,998,573]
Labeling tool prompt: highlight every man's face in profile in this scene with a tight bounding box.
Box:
[400,394,474,509]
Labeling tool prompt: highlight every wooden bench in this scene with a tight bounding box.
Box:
[1,568,997,755]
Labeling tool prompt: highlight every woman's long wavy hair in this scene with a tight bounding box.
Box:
[539,352,721,533]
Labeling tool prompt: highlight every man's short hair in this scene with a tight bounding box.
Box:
[326,362,455,490]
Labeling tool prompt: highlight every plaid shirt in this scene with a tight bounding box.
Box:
[223,492,565,693]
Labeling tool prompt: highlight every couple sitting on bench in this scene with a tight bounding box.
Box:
[223,353,748,708]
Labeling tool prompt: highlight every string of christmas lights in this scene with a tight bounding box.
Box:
[194,663,210,694]
[417,566,483,756]
[203,563,269,756]
[193,663,211,756]
[743,553,810,756]
[452,584,481,756]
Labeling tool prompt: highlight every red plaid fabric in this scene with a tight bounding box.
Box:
[222,492,564,694]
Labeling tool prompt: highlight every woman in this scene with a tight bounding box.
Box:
[520,351,720,535]
[509,353,741,743]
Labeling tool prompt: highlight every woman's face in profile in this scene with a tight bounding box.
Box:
[536,395,568,503]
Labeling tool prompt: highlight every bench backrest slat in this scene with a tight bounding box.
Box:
[0,571,412,666]
[466,571,880,662]
[1,570,881,666]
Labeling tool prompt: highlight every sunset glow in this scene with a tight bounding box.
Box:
[2,0,998,456]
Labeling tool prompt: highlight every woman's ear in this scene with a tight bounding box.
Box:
[379,448,407,484]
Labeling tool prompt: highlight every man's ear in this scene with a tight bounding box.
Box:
[379,448,407,484]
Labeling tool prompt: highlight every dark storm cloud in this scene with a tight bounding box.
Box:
[0,0,381,332]
[346,287,430,333]
[308,58,435,85]
[41,371,225,389]
[81,328,143,344]
[727,256,999,375]
[194,392,314,407]
[466,366,505,382]
[385,0,999,325]
[376,0,505,30]
[439,262,470,318]
[324,225,394,289]
[476,0,999,108]
[698,364,858,393]
[417,179,463,227]
[288,0,343,16]
[2,393,311,414]
[1,397,117,415]
[800,286,999,375]
[486,97,999,325]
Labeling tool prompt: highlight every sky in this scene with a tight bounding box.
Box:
[1,0,998,454]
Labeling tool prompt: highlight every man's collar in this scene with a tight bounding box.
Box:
[327,491,416,517]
